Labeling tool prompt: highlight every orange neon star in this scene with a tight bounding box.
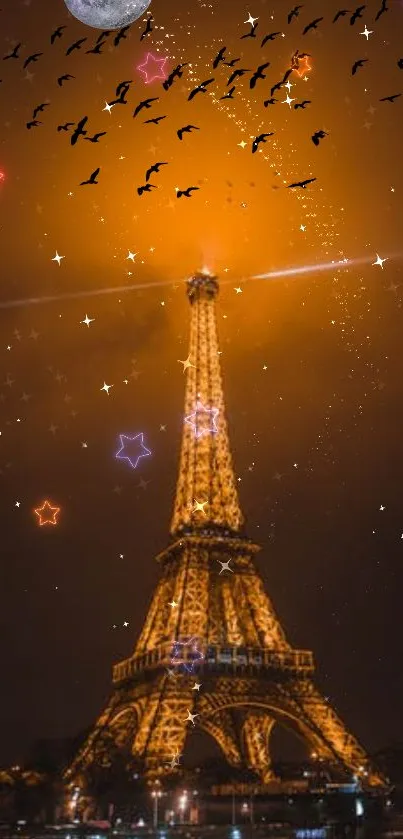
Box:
[293,55,312,77]
[34,500,60,526]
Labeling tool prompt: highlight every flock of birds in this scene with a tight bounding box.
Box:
[2,1,402,197]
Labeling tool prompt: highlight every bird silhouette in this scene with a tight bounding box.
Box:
[145,162,168,181]
[261,32,281,46]
[271,80,284,96]
[84,132,107,143]
[137,183,157,195]
[80,167,100,186]
[288,5,303,23]
[71,116,88,145]
[144,115,167,124]
[350,5,365,24]
[264,97,278,106]
[3,42,22,60]
[51,26,66,44]
[250,62,270,89]
[57,74,75,87]
[352,58,368,75]
[241,22,258,39]
[379,93,401,102]
[133,98,159,117]
[294,99,311,109]
[23,53,43,68]
[26,120,42,129]
[221,86,236,100]
[287,177,317,188]
[116,80,132,95]
[302,17,323,34]
[96,30,111,43]
[66,38,87,55]
[333,9,349,21]
[33,103,49,119]
[57,122,74,132]
[398,58,403,70]
[114,26,130,46]
[86,40,106,55]
[140,16,153,40]
[188,79,215,100]
[224,57,241,67]
[177,187,200,198]
[213,46,227,69]
[163,64,188,90]
[108,85,130,106]
[252,132,274,153]
[177,124,199,140]
[312,129,327,146]
[375,0,388,20]
[227,68,249,86]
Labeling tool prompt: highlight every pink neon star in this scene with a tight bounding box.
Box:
[185,401,219,438]
[115,433,151,469]
[137,52,168,84]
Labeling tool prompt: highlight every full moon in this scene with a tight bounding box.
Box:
[63,0,152,30]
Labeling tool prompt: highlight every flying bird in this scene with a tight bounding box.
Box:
[177,124,199,140]
[271,80,284,96]
[26,120,42,129]
[302,17,323,34]
[287,177,317,188]
[220,86,236,99]
[96,30,111,43]
[398,58,403,70]
[114,26,130,46]
[177,187,200,198]
[288,5,303,23]
[66,38,87,55]
[213,46,227,68]
[57,74,75,86]
[86,40,106,54]
[312,129,327,146]
[145,162,168,181]
[188,78,214,100]
[84,132,107,143]
[252,132,274,153]
[33,103,49,119]
[261,32,281,46]
[57,122,74,132]
[3,42,22,60]
[163,64,188,90]
[108,87,130,106]
[140,16,153,40]
[80,167,100,186]
[379,93,401,102]
[333,9,350,21]
[250,62,270,89]
[224,57,241,67]
[241,22,258,39]
[51,25,66,44]
[116,80,132,95]
[264,97,277,106]
[375,0,388,20]
[23,53,43,68]
[133,98,159,117]
[352,58,368,74]
[71,116,88,145]
[350,5,365,24]
[137,183,157,195]
[294,99,311,109]
[227,68,249,86]
[144,115,167,124]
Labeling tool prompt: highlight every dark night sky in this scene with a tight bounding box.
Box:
[0,0,403,769]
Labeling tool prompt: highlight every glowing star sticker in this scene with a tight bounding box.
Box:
[137,52,168,83]
[115,433,151,469]
[171,637,205,673]
[178,356,195,372]
[372,253,388,269]
[193,499,208,515]
[34,500,60,526]
[183,709,199,725]
[218,558,233,574]
[360,25,373,39]
[185,401,219,438]
[52,251,64,266]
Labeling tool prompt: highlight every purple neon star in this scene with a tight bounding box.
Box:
[184,401,219,438]
[115,433,151,469]
[170,637,204,673]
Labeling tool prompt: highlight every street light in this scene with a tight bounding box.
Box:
[151,787,163,828]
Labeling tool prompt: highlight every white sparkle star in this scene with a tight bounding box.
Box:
[100,382,113,394]
[372,253,388,269]
[282,94,296,108]
[81,314,94,327]
[244,12,258,25]
[52,251,64,266]
[127,251,137,261]
[184,709,199,725]
[360,25,373,39]
[218,558,233,574]
[103,101,114,114]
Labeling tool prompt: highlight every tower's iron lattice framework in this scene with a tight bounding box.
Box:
[65,272,384,790]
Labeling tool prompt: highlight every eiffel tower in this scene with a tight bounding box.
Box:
[65,270,384,793]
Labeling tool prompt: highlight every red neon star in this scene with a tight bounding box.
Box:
[293,55,312,77]
[137,52,168,84]
[34,500,60,526]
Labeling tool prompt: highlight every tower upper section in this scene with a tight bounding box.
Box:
[170,271,244,537]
